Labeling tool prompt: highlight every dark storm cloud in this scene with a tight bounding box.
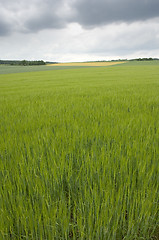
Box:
[0,0,159,36]
[72,0,159,27]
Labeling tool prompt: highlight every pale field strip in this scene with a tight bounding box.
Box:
[47,61,126,67]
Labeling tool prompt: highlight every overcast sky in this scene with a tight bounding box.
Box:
[0,0,159,62]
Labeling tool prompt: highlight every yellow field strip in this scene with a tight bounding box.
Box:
[47,61,126,67]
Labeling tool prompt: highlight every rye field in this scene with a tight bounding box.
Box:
[0,61,159,239]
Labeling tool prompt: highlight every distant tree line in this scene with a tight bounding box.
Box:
[0,60,46,66]
[19,60,46,66]
[130,58,159,61]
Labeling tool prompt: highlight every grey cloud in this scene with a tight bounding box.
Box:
[0,0,159,36]
[58,20,159,58]
[0,21,11,36]
[72,0,159,27]
[24,0,69,32]
[0,0,69,35]
[25,13,65,32]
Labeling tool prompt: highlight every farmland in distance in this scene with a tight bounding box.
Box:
[0,61,125,75]
[0,62,159,239]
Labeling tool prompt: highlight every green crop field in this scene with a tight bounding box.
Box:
[0,65,95,75]
[0,62,159,239]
